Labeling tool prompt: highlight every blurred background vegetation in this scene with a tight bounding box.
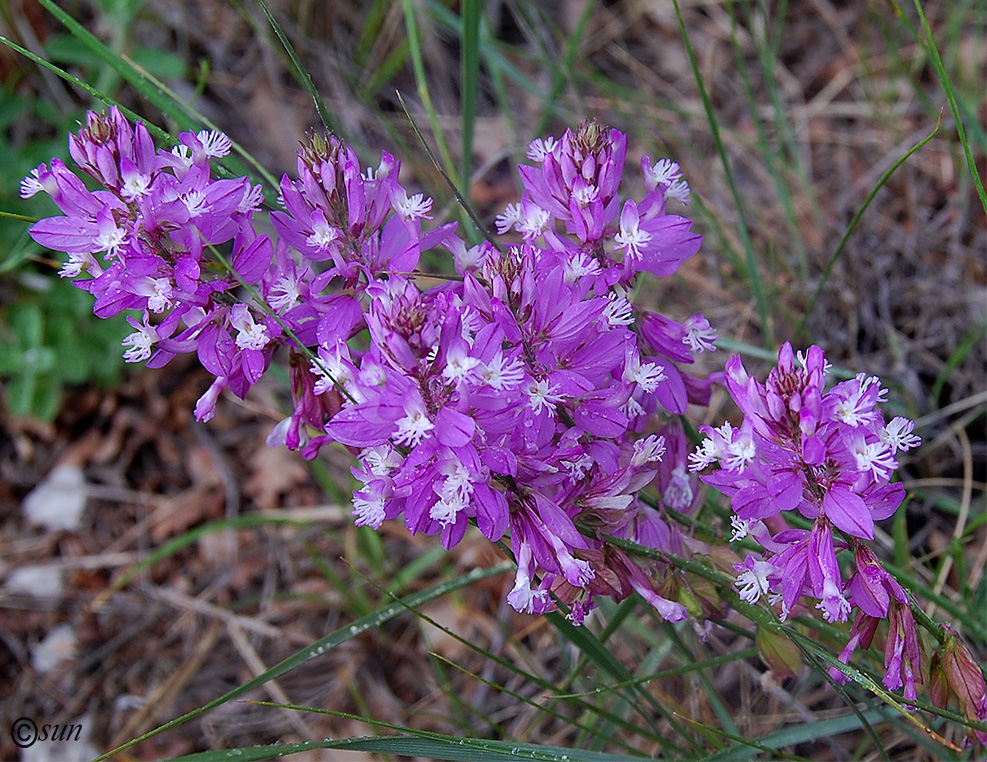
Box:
[0,1,984,759]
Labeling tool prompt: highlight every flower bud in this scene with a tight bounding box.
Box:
[930,624,987,747]
[756,626,802,679]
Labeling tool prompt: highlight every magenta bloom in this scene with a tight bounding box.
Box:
[692,343,918,542]
[692,342,923,693]
[30,111,719,624]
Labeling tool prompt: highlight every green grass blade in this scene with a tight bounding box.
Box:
[90,561,513,762]
[302,540,374,617]
[754,0,825,235]
[795,113,942,341]
[701,707,899,762]
[726,1,807,281]
[671,0,771,346]
[115,54,280,192]
[36,0,195,130]
[528,2,596,138]
[547,612,700,755]
[665,625,739,742]
[603,535,985,745]
[400,0,457,183]
[99,515,335,601]
[359,39,411,102]
[4,15,277,195]
[397,92,504,252]
[252,0,339,134]
[800,647,891,762]
[931,319,987,405]
[460,0,481,209]
[428,652,646,756]
[354,0,392,67]
[0,210,37,224]
[0,35,171,144]
[422,0,575,125]
[165,733,645,762]
[354,559,671,748]
[555,647,759,697]
[907,0,987,215]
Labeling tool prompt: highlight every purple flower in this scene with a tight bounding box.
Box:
[693,342,927,693]
[31,113,724,624]
[693,343,918,537]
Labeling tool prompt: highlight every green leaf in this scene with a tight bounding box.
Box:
[49,312,92,384]
[11,302,44,348]
[44,33,105,68]
[166,735,642,762]
[94,0,147,27]
[0,91,28,130]
[130,45,187,80]
[0,348,24,375]
[36,0,197,131]
[5,373,36,416]
[30,372,62,422]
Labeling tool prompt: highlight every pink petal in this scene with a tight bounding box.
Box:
[823,484,874,540]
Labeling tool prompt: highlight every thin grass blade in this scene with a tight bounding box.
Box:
[671,0,772,346]
[166,736,644,762]
[90,561,513,762]
[460,0,481,210]
[252,0,338,134]
[795,112,942,340]
[400,0,457,182]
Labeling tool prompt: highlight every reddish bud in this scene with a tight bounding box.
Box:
[930,625,987,747]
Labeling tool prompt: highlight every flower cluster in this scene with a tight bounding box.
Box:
[28,114,715,623]
[22,108,273,399]
[289,122,715,623]
[26,108,986,729]
[689,343,924,697]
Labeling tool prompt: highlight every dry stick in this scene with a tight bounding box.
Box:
[109,621,222,749]
[926,424,974,619]
[225,620,312,741]
[914,390,987,431]
[146,585,285,641]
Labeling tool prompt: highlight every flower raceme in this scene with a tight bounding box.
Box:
[25,110,974,719]
[689,343,924,696]
[28,114,714,624]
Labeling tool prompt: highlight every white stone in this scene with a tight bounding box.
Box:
[5,566,63,598]
[31,623,76,673]
[22,464,87,532]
